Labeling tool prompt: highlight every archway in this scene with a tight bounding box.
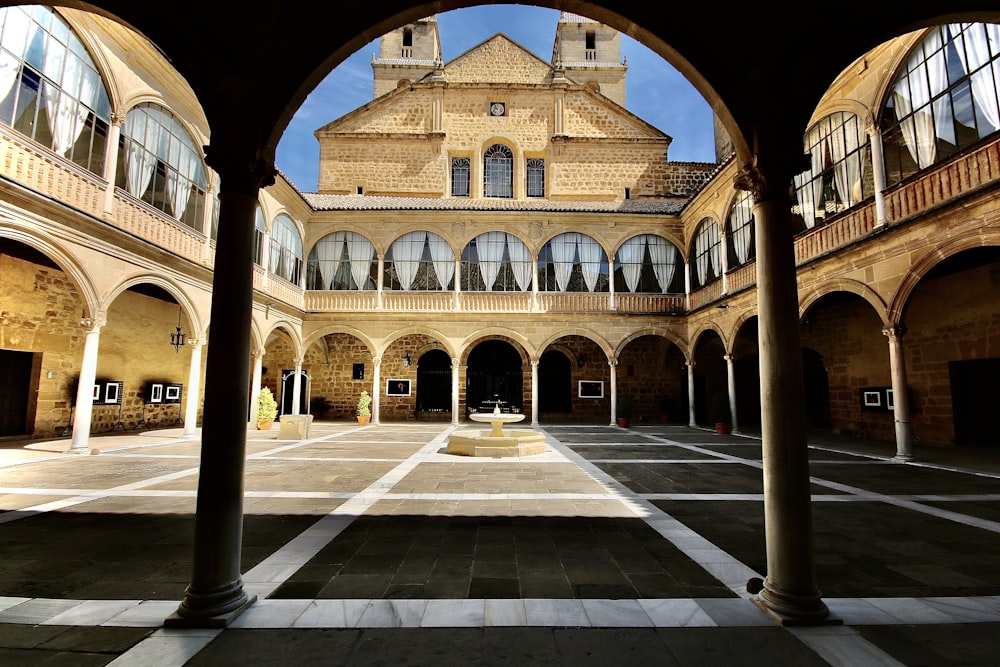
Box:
[416,348,451,417]
[466,339,523,413]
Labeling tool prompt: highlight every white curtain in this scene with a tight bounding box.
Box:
[893,29,945,169]
[346,231,375,290]
[617,236,645,292]
[647,235,676,293]
[124,113,155,198]
[730,196,753,263]
[793,143,825,228]
[828,119,861,207]
[578,235,603,292]
[506,234,533,291]
[475,231,505,290]
[695,226,709,284]
[953,23,1000,134]
[166,149,196,219]
[0,10,33,102]
[43,47,89,156]
[708,223,721,279]
[391,231,425,290]
[550,233,576,292]
[314,232,343,289]
[427,233,454,290]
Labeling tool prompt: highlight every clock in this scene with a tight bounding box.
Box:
[490,102,506,117]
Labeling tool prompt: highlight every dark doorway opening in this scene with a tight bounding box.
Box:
[538,349,571,413]
[0,349,33,436]
[950,357,1000,446]
[466,340,523,413]
[280,369,308,415]
[417,349,451,416]
[802,348,832,429]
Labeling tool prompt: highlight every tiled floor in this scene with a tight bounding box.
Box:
[0,421,998,665]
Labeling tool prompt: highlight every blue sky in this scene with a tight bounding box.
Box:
[274,5,715,192]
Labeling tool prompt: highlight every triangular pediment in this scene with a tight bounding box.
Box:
[444,34,553,84]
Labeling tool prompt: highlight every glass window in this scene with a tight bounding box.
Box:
[537,232,608,292]
[690,218,722,289]
[461,232,533,291]
[726,191,755,267]
[483,143,513,198]
[385,230,453,290]
[268,214,303,284]
[117,102,208,230]
[793,112,872,228]
[614,234,683,293]
[451,156,470,197]
[526,158,544,198]
[0,5,111,175]
[253,206,265,264]
[306,231,377,290]
[881,22,1000,187]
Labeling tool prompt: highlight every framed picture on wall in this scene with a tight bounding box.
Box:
[386,378,410,396]
[861,388,882,410]
[886,389,894,411]
[578,380,604,398]
[165,383,182,403]
[147,383,164,404]
[104,380,123,404]
[92,383,101,401]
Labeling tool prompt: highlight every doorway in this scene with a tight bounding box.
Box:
[466,340,523,413]
[950,357,1000,446]
[0,349,33,436]
[280,369,309,415]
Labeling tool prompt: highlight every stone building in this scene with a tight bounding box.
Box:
[0,0,997,627]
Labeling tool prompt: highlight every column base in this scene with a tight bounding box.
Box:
[754,581,836,626]
[164,580,256,628]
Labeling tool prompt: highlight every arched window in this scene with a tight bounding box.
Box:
[726,191,755,268]
[690,218,722,289]
[268,214,302,284]
[461,232,533,291]
[385,231,453,290]
[117,102,208,229]
[253,206,266,264]
[0,5,111,175]
[793,112,872,228]
[537,232,608,292]
[483,143,513,198]
[306,231,377,290]
[614,234,682,293]
[882,22,1000,187]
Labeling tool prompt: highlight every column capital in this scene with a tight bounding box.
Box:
[204,145,277,195]
[723,354,735,362]
[685,360,696,369]
[372,356,381,366]
[734,152,811,204]
[608,358,618,367]
[80,314,106,332]
[882,325,906,341]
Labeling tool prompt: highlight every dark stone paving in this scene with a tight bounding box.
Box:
[0,624,155,666]
[652,499,1000,598]
[0,512,317,600]
[589,461,847,495]
[184,626,833,667]
[269,515,735,600]
[808,461,1000,495]
[571,445,715,460]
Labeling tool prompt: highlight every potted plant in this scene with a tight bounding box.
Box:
[309,396,331,419]
[256,386,278,430]
[356,390,372,425]
[709,392,732,435]
[616,393,633,428]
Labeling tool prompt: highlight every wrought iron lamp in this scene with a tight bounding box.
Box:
[170,307,186,352]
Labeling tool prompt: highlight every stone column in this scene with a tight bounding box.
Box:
[608,256,616,310]
[451,356,460,426]
[372,355,382,425]
[883,325,914,461]
[102,113,125,214]
[725,353,739,433]
[376,257,385,310]
[291,359,303,415]
[609,358,618,425]
[70,315,105,451]
[739,155,828,622]
[686,360,696,427]
[867,123,888,227]
[183,340,203,435]
[249,350,263,425]
[166,149,275,628]
[530,359,539,426]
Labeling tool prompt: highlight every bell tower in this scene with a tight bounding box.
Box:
[372,16,442,99]
[551,12,627,107]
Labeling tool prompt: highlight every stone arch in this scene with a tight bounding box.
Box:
[801,278,889,328]
[103,273,205,336]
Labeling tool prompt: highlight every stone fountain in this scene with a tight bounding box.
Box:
[446,405,546,457]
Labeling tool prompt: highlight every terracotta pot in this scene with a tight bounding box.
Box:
[357,415,371,425]
[616,417,630,428]
[256,419,274,430]
[715,422,731,435]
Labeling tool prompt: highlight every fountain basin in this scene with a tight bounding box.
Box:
[446,412,546,457]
